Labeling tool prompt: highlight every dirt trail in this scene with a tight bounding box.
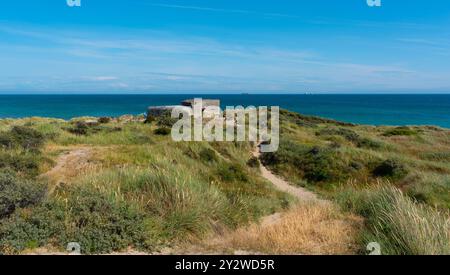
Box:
[40,148,93,191]
[252,146,321,202]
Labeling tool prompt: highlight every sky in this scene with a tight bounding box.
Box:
[0,0,450,94]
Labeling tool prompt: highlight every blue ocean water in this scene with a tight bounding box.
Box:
[0,94,449,128]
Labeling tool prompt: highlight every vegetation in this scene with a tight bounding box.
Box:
[383,126,419,137]
[213,202,362,255]
[259,110,450,254]
[0,109,448,255]
[336,185,449,255]
[0,116,290,254]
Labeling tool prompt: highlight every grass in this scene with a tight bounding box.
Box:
[0,111,449,255]
[336,185,449,255]
[0,116,292,254]
[211,202,362,255]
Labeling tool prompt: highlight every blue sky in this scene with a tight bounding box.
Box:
[0,0,450,94]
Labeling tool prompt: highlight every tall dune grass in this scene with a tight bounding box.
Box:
[337,185,450,255]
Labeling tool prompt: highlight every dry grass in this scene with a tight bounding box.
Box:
[211,202,362,255]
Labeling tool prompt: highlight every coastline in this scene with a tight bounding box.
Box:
[1,94,450,128]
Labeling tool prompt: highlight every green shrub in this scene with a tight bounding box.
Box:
[10,126,45,150]
[0,152,42,177]
[372,159,408,180]
[338,186,450,255]
[317,128,382,150]
[156,116,178,128]
[57,186,149,254]
[0,184,149,255]
[154,127,171,136]
[247,157,260,168]
[261,140,350,183]
[0,171,46,219]
[317,128,360,143]
[356,138,383,150]
[199,148,217,163]
[98,117,111,124]
[0,132,14,150]
[0,126,45,151]
[66,122,89,136]
[217,163,249,182]
[383,127,418,137]
[0,202,65,254]
[280,109,354,127]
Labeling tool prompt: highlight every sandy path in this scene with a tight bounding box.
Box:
[40,148,93,191]
[252,146,319,202]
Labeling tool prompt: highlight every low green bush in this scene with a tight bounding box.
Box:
[0,132,13,150]
[154,127,171,136]
[0,185,149,255]
[246,157,260,168]
[57,186,149,254]
[66,121,89,136]
[372,159,408,180]
[156,115,179,128]
[0,152,42,177]
[98,117,111,124]
[261,140,352,183]
[317,128,382,150]
[0,126,45,151]
[356,137,383,150]
[0,171,46,219]
[383,127,418,137]
[317,128,360,143]
[199,148,218,163]
[217,163,249,182]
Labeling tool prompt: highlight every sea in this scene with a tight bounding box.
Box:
[0,94,449,128]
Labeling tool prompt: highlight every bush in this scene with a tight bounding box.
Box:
[217,163,249,182]
[0,132,14,149]
[0,172,46,219]
[199,148,217,163]
[156,116,179,128]
[66,122,89,136]
[338,186,450,255]
[57,186,148,254]
[98,117,112,124]
[317,128,382,150]
[0,152,42,176]
[10,126,45,150]
[356,138,383,150]
[154,127,171,136]
[317,128,360,143]
[0,126,45,151]
[372,159,408,180]
[0,202,65,254]
[0,185,149,255]
[383,127,418,137]
[247,157,260,168]
[261,140,349,183]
